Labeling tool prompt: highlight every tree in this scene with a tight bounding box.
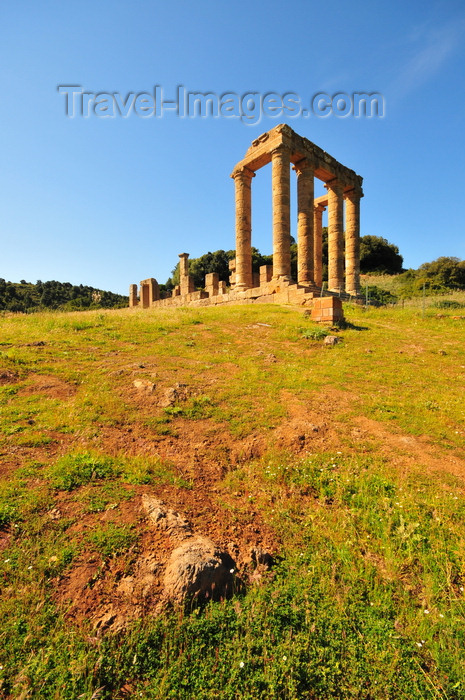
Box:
[417,257,465,290]
[360,236,403,274]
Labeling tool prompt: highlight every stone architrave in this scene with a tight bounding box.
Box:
[313,204,325,288]
[271,145,292,281]
[232,167,254,290]
[294,158,315,286]
[326,179,345,293]
[344,189,361,296]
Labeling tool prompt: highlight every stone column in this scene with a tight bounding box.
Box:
[129,284,138,307]
[179,253,189,279]
[179,253,194,295]
[313,204,325,288]
[326,179,344,292]
[271,145,292,281]
[294,158,315,286]
[232,166,254,290]
[344,189,361,296]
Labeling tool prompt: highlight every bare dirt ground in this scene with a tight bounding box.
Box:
[52,384,465,632]
[2,335,465,633]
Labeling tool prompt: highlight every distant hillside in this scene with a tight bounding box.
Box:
[0,279,128,313]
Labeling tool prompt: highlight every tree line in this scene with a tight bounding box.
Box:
[0,279,128,313]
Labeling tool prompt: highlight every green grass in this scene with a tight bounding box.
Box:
[0,300,464,698]
[89,523,138,558]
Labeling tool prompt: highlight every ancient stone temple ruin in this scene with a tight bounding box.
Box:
[129,124,363,320]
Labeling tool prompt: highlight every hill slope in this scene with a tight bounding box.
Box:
[0,300,464,699]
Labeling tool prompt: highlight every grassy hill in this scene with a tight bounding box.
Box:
[0,296,464,699]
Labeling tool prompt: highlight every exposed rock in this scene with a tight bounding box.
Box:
[158,383,189,407]
[141,495,191,538]
[133,379,156,393]
[250,546,274,569]
[47,508,61,521]
[116,553,161,598]
[0,370,19,385]
[323,335,342,346]
[163,536,236,605]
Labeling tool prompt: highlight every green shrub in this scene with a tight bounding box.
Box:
[300,327,329,341]
[433,300,464,309]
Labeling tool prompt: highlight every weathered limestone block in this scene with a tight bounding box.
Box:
[311,296,344,323]
[140,281,150,308]
[205,272,219,297]
[259,265,273,285]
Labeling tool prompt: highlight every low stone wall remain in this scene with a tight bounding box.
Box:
[133,280,353,323]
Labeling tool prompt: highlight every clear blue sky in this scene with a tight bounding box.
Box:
[1,0,464,294]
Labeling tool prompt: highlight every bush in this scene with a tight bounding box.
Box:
[361,285,398,305]
[432,300,465,310]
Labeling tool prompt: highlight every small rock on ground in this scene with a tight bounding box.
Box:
[163,536,236,605]
[324,335,342,346]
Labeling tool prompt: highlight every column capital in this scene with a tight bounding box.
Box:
[292,157,316,175]
[343,186,364,201]
[231,166,255,181]
[325,178,344,194]
[270,143,290,159]
[314,202,326,213]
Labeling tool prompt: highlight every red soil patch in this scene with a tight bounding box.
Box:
[18,373,76,400]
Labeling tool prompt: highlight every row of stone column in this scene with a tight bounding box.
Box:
[233,148,361,295]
